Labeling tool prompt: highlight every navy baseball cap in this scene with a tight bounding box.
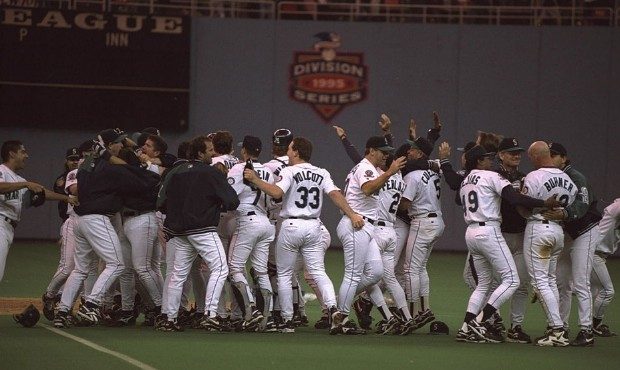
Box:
[548,142,567,156]
[464,145,495,163]
[498,138,524,153]
[407,137,433,157]
[142,127,161,136]
[65,147,80,159]
[366,136,394,152]
[238,135,262,156]
[98,128,127,146]
[78,140,94,155]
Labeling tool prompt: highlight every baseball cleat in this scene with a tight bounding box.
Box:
[264,316,280,332]
[482,321,505,343]
[243,310,264,332]
[412,309,435,330]
[397,318,415,336]
[279,320,296,333]
[570,329,594,347]
[157,319,184,332]
[353,297,373,330]
[114,310,137,326]
[42,293,57,321]
[506,325,532,344]
[535,328,569,347]
[593,324,616,337]
[466,320,487,341]
[376,316,400,335]
[314,314,330,330]
[77,303,101,325]
[292,314,309,327]
[53,311,72,329]
[340,319,367,335]
[201,316,231,332]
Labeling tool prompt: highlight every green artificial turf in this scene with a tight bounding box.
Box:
[1,242,618,370]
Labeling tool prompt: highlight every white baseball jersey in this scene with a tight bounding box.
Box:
[402,169,442,218]
[376,171,406,223]
[211,154,239,170]
[597,198,620,255]
[264,156,289,220]
[522,167,577,222]
[227,161,274,216]
[64,169,78,216]
[276,163,339,219]
[459,169,511,224]
[343,158,380,219]
[0,164,27,221]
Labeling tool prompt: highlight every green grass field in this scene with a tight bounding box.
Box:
[1,242,618,370]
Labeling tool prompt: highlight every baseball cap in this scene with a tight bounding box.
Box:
[98,128,127,146]
[78,140,94,155]
[429,321,449,335]
[464,145,495,163]
[457,141,477,152]
[142,127,161,136]
[273,128,293,146]
[498,138,524,152]
[366,136,395,152]
[136,132,150,147]
[65,147,80,159]
[238,135,262,156]
[407,137,433,157]
[548,142,567,156]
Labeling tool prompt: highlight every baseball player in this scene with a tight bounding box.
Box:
[42,145,88,320]
[243,136,357,333]
[455,144,559,344]
[226,135,275,330]
[335,136,406,334]
[114,147,163,325]
[53,147,81,222]
[591,198,619,336]
[543,142,601,346]
[261,128,293,329]
[210,131,240,322]
[495,138,532,343]
[53,130,159,328]
[520,141,577,346]
[399,137,443,331]
[157,135,239,331]
[1,140,77,284]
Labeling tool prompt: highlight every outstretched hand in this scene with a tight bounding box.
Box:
[378,114,392,132]
[409,118,417,140]
[433,111,442,130]
[332,125,346,139]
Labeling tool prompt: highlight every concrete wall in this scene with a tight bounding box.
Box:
[2,18,619,251]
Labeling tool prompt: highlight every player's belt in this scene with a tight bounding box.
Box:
[411,212,438,219]
[246,211,256,216]
[362,216,375,225]
[122,210,153,218]
[377,220,393,227]
[288,216,317,220]
[2,216,17,229]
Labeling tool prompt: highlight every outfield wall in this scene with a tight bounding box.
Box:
[2,18,619,251]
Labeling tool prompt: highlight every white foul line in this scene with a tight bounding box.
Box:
[41,324,157,370]
[0,81,189,93]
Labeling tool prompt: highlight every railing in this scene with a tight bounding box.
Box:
[277,2,615,26]
[1,0,617,26]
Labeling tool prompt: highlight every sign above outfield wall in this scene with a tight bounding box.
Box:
[0,8,190,131]
[289,32,368,122]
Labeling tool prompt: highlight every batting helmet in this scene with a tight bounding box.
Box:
[13,304,41,328]
[272,128,293,147]
[429,320,449,335]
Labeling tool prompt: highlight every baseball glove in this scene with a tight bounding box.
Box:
[27,189,46,207]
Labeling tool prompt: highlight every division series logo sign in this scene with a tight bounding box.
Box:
[289,32,368,122]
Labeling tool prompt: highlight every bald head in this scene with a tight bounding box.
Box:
[528,141,552,168]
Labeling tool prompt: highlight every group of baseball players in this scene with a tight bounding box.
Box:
[0,114,617,347]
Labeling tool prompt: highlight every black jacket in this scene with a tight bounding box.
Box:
[161,161,239,237]
[74,156,160,216]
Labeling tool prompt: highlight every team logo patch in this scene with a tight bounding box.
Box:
[68,172,76,181]
[227,177,235,185]
[289,32,368,122]
[364,170,374,178]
